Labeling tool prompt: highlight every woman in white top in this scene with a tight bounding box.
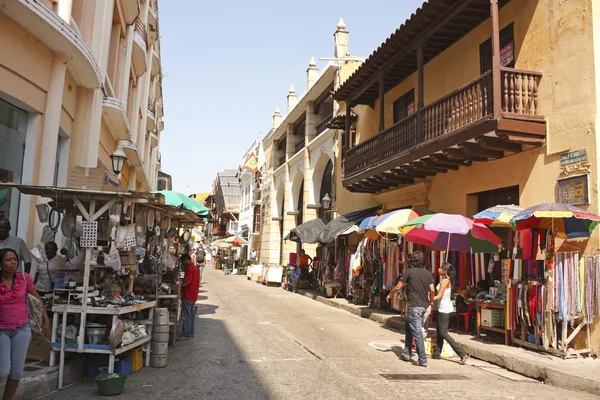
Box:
[35,241,67,295]
[432,262,469,364]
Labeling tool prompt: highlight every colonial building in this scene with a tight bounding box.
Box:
[258,19,363,265]
[238,139,263,258]
[334,0,599,249]
[211,169,241,238]
[0,0,165,245]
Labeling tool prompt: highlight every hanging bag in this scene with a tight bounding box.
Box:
[24,274,44,334]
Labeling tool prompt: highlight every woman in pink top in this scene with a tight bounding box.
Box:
[0,248,50,400]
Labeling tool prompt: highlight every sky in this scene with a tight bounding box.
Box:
[158,0,425,194]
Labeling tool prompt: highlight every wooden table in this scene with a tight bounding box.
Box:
[476,301,510,345]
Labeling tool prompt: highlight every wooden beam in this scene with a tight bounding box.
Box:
[490,0,502,118]
[346,0,478,101]
[405,165,437,176]
[429,154,470,167]
[421,158,457,171]
[476,136,522,152]
[460,142,504,159]
[444,148,488,162]
[497,133,546,145]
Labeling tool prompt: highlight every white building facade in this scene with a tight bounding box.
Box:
[238,138,263,258]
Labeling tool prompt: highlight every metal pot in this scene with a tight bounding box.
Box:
[151,340,168,355]
[85,326,106,344]
[151,354,168,368]
[152,332,169,342]
[153,324,170,334]
[153,308,169,325]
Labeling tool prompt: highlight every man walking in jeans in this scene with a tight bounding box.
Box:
[387,251,434,367]
[178,253,200,340]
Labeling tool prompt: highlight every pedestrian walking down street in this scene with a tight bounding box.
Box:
[0,248,51,400]
[386,251,434,367]
[432,262,469,364]
[195,246,205,282]
[178,253,200,340]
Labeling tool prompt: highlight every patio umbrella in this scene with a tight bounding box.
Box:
[154,190,210,217]
[369,208,432,235]
[510,203,600,239]
[401,213,502,255]
[211,239,223,247]
[473,205,524,227]
[224,236,248,246]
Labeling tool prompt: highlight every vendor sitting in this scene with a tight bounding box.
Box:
[298,249,312,280]
[455,287,478,313]
[475,279,490,300]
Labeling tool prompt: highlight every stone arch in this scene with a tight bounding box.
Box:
[311,153,335,204]
[290,170,304,213]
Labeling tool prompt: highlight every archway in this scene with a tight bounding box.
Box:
[290,171,304,213]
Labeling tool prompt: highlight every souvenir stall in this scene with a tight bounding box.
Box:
[0,184,200,389]
[501,203,600,358]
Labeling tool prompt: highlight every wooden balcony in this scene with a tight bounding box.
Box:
[343,67,546,193]
[316,113,333,136]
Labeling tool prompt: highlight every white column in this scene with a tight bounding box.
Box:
[130,77,142,144]
[118,25,135,105]
[128,167,137,191]
[38,55,68,186]
[80,90,103,167]
[58,0,73,23]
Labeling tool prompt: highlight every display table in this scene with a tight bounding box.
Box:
[476,301,510,346]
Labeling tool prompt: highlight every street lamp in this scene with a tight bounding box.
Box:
[110,147,128,175]
[321,193,331,212]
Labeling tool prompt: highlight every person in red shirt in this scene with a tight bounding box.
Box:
[178,253,200,340]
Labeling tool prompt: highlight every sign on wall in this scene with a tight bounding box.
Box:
[500,42,514,67]
[558,175,589,205]
[560,149,587,167]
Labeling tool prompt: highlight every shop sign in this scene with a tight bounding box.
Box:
[407,101,415,115]
[500,42,514,67]
[67,166,122,192]
[557,175,589,205]
[560,149,587,167]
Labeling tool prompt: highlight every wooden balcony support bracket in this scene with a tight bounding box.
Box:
[459,142,504,159]
[430,154,470,168]
[421,158,457,171]
[476,135,522,153]
[444,148,487,162]
[403,166,434,177]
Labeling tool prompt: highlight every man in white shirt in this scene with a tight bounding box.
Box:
[0,218,31,273]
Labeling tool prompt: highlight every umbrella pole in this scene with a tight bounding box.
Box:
[445,233,451,262]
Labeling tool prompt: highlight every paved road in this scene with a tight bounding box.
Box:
[44,264,596,400]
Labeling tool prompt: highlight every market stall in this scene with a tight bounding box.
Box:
[0,183,201,389]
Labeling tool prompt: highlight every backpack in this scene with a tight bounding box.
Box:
[196,249,205,264]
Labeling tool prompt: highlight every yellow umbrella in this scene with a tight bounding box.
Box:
[364,208,429,238]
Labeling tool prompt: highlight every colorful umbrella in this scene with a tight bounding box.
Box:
[473,205,524,227]
[370,208,432,234]
[154,191,210,217]
[211,238,224,247]
[510,203,600,239]
[401,213,502,254]
[224,236,248,246]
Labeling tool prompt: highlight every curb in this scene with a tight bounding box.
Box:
[296,289,600,396]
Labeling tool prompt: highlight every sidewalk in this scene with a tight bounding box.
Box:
[297,288,600,396]
[0,358,84,400]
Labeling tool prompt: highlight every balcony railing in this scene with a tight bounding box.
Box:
[345,68,542,178]
[294,138,305,154]
[316,113,333,136]
[135,18,147,47]
[148,99,155,114]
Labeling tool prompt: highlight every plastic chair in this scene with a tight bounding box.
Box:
[456,302,476,333]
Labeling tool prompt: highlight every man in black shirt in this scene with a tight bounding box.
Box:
[387,251,434,367]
